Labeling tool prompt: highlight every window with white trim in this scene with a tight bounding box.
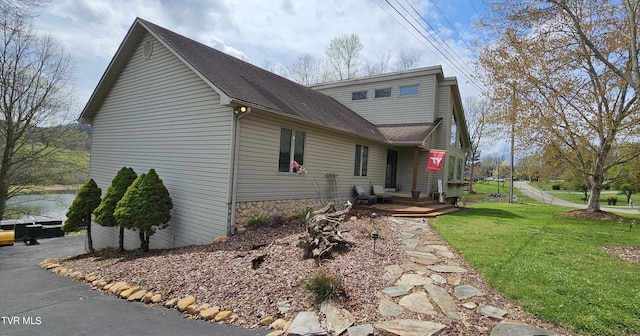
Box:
[375,88,391,98]
[448,156,455,182]
[450,111,459,148]
[278,128,306,173]
[352,90,367,100]
[354,144,368,176]
[399,84,419,96]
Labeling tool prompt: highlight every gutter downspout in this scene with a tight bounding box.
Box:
[229,106,250,235]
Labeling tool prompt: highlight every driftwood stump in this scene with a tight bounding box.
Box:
[298,201,353,259]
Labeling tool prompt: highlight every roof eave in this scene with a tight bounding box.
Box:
[242,103,388,144]
[310,66,443,90]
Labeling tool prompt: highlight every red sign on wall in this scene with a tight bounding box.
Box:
[427,150,446,172]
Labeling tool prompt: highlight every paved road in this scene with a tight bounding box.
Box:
[515,181,639,214]
[0,235,268,336]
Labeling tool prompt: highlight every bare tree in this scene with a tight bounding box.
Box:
[394,49,421,71]
[463,96,488,190]
[288,53,321,85]
[362,50,391,76]
[324,33,363,80]
[477,0,640,212]
[261,59,288,78]
[0,1,73,219]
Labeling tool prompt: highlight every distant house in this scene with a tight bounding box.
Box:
[79,18,470,250]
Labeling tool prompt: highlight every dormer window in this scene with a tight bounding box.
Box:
[352,91,367,100]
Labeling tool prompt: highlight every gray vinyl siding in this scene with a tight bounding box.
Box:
[315,75,437,125]
[88,33,233,250]
[394,148,430,195]
[438,85,465,198]
[235,110,386,203]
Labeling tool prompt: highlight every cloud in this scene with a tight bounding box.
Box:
[31,0,484,114]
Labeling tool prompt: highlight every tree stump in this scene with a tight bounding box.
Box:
[298,201,353,259]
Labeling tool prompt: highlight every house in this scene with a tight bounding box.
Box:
[79,18,470,250]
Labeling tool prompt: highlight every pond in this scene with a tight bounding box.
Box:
[5,193,76,220]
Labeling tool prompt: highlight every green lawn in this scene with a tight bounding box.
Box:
[465,181,520,204]
[525,181,638,207]
[432,201,640,336]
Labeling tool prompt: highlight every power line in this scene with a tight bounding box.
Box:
[426,0,476,54]
[401,0,477,75]
[469,0,481,17]
[375,0,484,92]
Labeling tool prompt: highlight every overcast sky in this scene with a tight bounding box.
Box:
[32,0,485,119]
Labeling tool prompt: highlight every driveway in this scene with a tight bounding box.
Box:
[0,235,267,336]
[515,181,639,214]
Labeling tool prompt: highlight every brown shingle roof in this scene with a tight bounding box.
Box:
[137,19,386,142]
[377,118,443,144]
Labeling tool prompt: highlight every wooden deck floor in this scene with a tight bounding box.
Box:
[353,195,461,217]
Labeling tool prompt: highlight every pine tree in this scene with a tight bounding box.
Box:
[94,167,137,251]
[63,179,101,253]
[114,169,172,252]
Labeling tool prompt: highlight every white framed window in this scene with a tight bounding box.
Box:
[399,84,419,96]
[354,144,369,176]
[450,111,459,148]
[447,156,455,182]
[352,91,367,100]
[375,88,391,98]
[278,128,306,173]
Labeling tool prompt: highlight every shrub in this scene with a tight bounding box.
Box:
[552,183,562,190]
[269,215,285,226]
[94,167,137,252]
[247,217,269,227]
[64,179,101,253]
[114,169,173,252]
[607,194,618,205]
[301,268,345,302]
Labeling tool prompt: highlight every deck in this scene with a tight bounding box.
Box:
[353,192,461,217]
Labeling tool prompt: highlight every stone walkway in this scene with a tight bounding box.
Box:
[278,217,560,336]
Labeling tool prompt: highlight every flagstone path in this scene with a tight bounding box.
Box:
[281,217,560,336]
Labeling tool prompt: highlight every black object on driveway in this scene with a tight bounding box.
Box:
[0,235,268,336]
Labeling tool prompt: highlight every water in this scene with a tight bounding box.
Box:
[5,193,75,220]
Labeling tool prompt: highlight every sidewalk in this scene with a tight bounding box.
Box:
[514,181,639,214]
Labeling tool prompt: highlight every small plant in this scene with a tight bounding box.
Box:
[269,215,285,226]
[247,216,269,227]
[298,207,311,221]
[301,268,345,302]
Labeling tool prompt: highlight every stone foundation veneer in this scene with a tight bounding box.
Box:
[233,197,352,232]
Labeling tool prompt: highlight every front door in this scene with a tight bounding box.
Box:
[385,149,398,189]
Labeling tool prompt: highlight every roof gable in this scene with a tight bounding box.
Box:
[80,18,386,142]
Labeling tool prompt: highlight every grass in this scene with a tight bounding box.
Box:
[301,267,345,302]
[432,200,640,336]
[464,181,520,204]
[525,181,638,207]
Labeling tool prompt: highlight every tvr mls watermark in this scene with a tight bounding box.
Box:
[1,316,42,325]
